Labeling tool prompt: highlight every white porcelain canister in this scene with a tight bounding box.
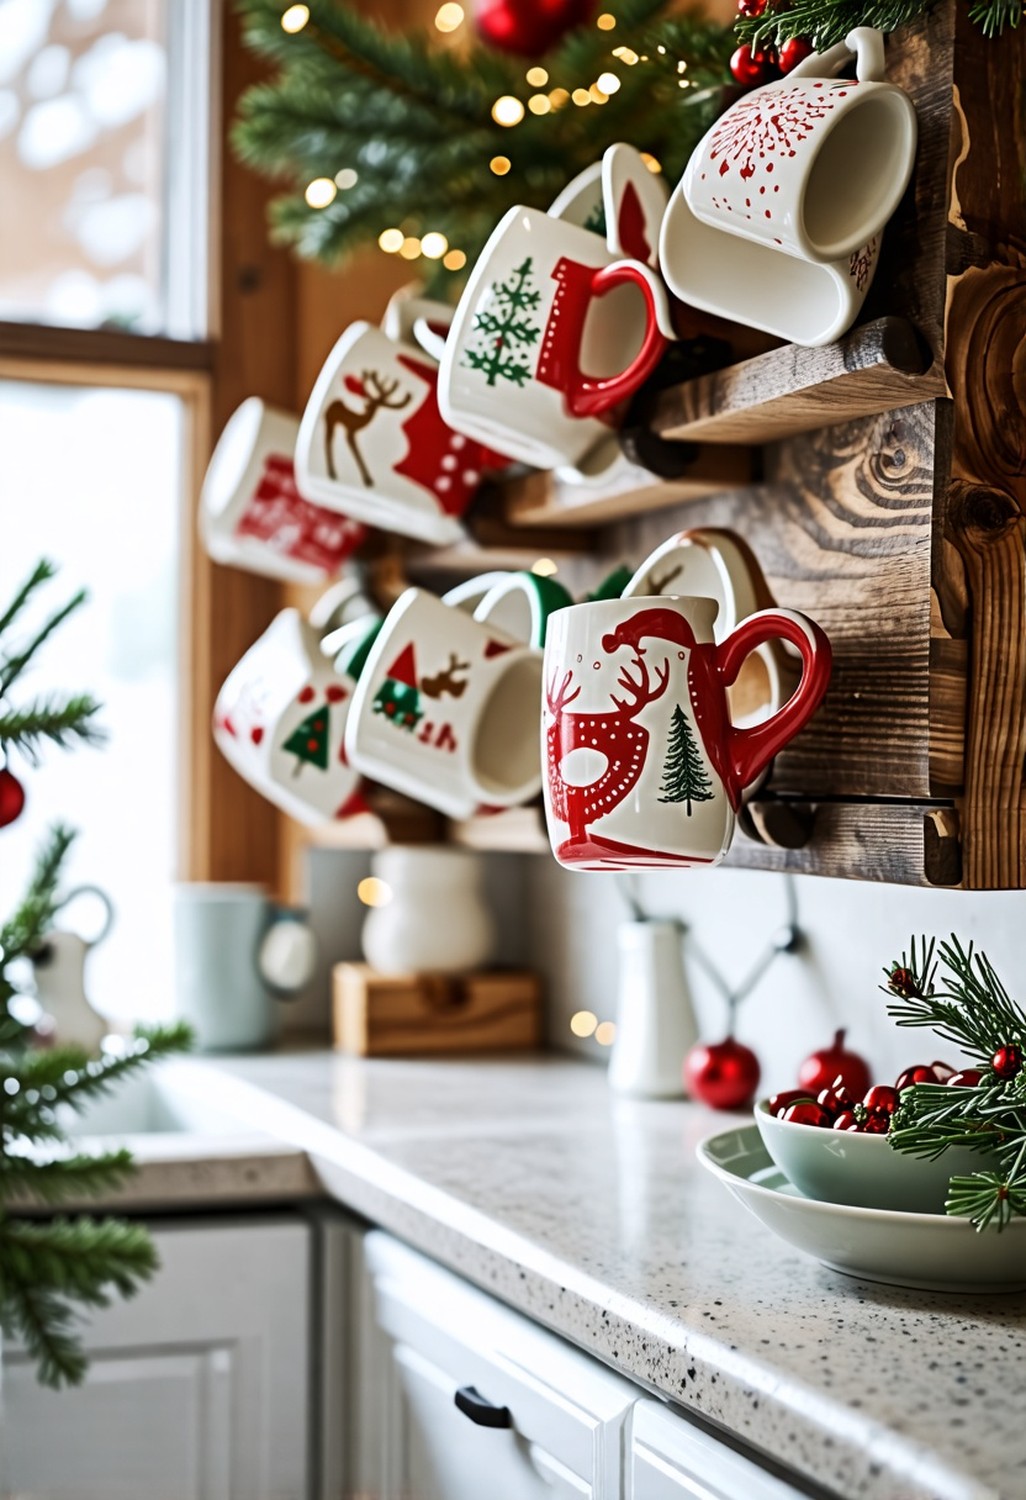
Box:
[361,846,496,976]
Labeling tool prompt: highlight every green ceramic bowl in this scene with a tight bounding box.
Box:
[754,1099,995,1214]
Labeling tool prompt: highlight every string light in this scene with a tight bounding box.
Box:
[571,87,591,105]
[421,231,448,259]
[570,1010,598,1038]
[596,12,616,28]
[378,227,404,253]
[357,877,392,907]
[399,235,422,259]
[549,86,570,108]
[334,167,358,190]
[443,248,467,270]
[595,1021,617,1046]
[525,65,548,85]
[528,93,550,114]
[677,58,688,72]
[531,558,558,576]
[305,177,336,208]
[597,70,620,93]
[589,82,609,103]
[434,2,464,31]
[490,154,511,175]
[612,45,639,64]
[492,94,525,126]
[280,4,309,32]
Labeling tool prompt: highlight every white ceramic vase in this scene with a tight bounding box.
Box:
[608,920,698,1099]
[361,846,496,976]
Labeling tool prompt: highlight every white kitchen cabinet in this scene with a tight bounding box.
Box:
[629,1398,808,1500]
[356,1231,637,1500]
[2,1214,311,1500]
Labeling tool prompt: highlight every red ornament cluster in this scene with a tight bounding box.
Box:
[730,0,813,90]
[474,0,595,56]
[768,1057,971,1134]
[797,1029,871,1098]
[685,1036,761,1110]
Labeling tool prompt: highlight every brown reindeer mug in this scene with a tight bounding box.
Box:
[542,595,832,870]
[296,321,506,547]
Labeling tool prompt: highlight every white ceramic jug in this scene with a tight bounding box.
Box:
[29,886,115,1052]
[608,920,698,1099]
[361,846,496,976]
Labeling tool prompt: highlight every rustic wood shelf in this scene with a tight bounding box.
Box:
[500,446,752,529]
[650,317,944,448]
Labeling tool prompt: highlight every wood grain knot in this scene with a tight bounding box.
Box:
[947,479,1020,542]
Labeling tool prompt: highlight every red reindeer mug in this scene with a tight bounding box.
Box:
[541,595,831,871]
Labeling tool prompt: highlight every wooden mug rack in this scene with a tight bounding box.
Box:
[302,0,1026,891]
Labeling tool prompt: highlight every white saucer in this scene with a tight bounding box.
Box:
[698,1124,1026,1293]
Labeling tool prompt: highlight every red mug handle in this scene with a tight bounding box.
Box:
[715,609,832,793]
[565,261,670,419]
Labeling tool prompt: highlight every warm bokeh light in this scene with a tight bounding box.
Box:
[490,155,512,175]
[357,877,393,908]
[531,557,558,576]
[597,12,616,28]
[613,45,639,64]
[304,177,336,208]
[492,94,525,126]
[281,4,310,33]
[335,167,359,190]
[589,82,609,103]
[640,151,662,173]
[595,1021,617,1046]
[378,227,404,253]
[549,87,570,108]
[443,248,467,270]
[571,87,591,106]
[420,231,448,259]
[399,235,422,259]
[434,2,465,32]
[526,66,548,86]
[597,71,620,94]
[528,93,551,114]
[570,1010,598,1038]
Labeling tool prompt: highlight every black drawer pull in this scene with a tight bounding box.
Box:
[454,1384,512,1429]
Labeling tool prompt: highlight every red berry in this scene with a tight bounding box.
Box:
[991,1044,1022,1079]
[863,1084,900,1114]
[862,1108,891,1134]
[782,1102,831,1128]
[816,1087,846,1117]
[778,35,814,72]
[895,1065,939,1092]
[949,1068,982,1087]
[798,1030,872,1100]
[736,0,767,14]
[729,43,773,88]
[768,1089,816,1116]
[832,1110,858,1131]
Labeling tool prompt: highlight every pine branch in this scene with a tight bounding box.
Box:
[736,0,1023,47]
[0,822,76,966]
[0,695,105,764]
[969,0,1023,36]
[4,1024,193,1114]
[1,1148,136,1205]
[1,1280,87,1388]
[0,560,56,642]
[0,587,88,698]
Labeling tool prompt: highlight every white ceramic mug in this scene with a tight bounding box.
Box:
[549,144,669,270]
[200,398,366,583]
[541,595,831,870]
[297,321,505,546]
[214,604,378,826]
[472,570,574,647]
[439,205,674,472]
[345,587,544,819]
[684,28,916,263]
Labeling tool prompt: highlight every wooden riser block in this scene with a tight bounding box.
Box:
[333,963,542,1056]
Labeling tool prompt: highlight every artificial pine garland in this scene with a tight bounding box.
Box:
[883,936,1026,1232]
[0,562,189,1387]
[736,0,1022,49]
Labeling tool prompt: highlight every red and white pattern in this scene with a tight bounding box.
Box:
[848,235,879,291]
[394,356,502,516]
[234,454,366,575]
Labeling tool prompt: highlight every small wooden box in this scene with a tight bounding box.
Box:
[332,963,542,1057]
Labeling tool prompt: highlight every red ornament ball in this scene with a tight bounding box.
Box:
[685,1036,761,1110]
[991,1043,1023,1079]
[797,1028,871,1099]
[778,35,814,73]
[729,43,774,88]
[474,0,595,56]
[736,0,767,14]
[0,766,25,828]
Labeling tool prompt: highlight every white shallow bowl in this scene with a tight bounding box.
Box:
[754,1098,994,1214]
[698,1125,1026,1293]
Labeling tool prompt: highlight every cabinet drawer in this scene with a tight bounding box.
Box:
[630,1399,809,1500]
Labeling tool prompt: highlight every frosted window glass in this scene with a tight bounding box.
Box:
[0,379,181,1023]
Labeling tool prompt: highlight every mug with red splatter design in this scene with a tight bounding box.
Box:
[541,595,832,871]
[345,587,544,820]
[296,320,506,547]
[213,605,380,828]
[683,28,916,264]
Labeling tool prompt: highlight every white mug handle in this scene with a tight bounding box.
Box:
[309,577,372,635]
[258,910,318,996]
[790,26,886,83]
[55,885,115,948]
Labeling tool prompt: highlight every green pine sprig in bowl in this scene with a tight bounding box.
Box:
[882,936,1026,1232]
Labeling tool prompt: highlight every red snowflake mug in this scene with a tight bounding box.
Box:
[541,595,832,871]
[438,206,674,472]
[683,27,917,264]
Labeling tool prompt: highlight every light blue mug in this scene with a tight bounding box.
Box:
[173,884,317,1051]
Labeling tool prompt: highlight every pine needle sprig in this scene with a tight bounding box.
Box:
[735,0,1022,49]
[0,695,105,764]
[0,585,88,698]
[3,1024,194,1117]
[0,822,76,970]
[1,1148,136,1204]
[0,560,56,642]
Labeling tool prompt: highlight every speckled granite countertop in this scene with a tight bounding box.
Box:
[172,1052,1025,1500]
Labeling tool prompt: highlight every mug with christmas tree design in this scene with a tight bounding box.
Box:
[541,595,831,871]
[345,587,544,820]
[438,205,675,472]
[213,606,380,827]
